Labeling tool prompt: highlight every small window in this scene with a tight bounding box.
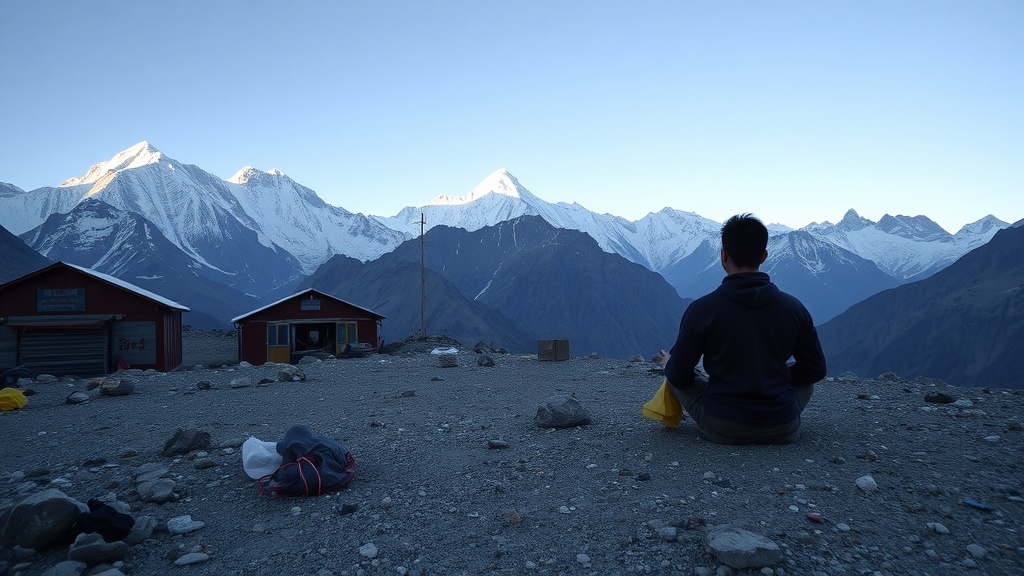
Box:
[267,323,289,345]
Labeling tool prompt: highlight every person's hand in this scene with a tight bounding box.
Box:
[659,349,671,370]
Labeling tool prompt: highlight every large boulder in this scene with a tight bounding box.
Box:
[0,489,86,550]
[535,395,592,428]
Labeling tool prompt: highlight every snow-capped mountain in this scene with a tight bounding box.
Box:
[373,171,1009,291]
[659,230,900,322]
[18,199,261,328]
[0,142,407,279]
[372,169,721,271]
[1,143,1013,326]
[803,209,1008,281]
[227,165,407,271]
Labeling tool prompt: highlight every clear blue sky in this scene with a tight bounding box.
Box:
[1,0,1021,233]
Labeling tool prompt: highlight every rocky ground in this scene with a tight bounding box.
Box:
[1,332,1022,576]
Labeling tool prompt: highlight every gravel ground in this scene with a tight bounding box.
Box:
[1,333,1023,576]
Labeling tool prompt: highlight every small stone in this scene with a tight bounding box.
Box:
[576,553,591,564]
[984,435,1001,443]
[952,399,974,408]
[166,515,205,535]
[927,522,950,534]
[835,523,850,532]
[558,506,571,514]
[65,391,90,404]
[193,458,217,469]
[924,392,955,404]
[359,543,378,559]
[855,475,878,492]
[658,526,678,541]
[636,472,652,481]
[965,544,986,558]
[705,526,782,569]
[488,440,509,449]
[806,513,823,523]
[174,552,211,566]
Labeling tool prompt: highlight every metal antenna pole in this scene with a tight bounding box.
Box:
[419,213,426,338]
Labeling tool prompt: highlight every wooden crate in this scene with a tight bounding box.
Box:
[537,339,570,361]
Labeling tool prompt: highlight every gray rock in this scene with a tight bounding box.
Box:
[133,463,169,483]
[194,457,217,469]
[136,478,176,503]
[195,380,213,390]
[477,355,495,367]
[0,489,86,550]
[40,561,88,576]
[66,391,90,404]
[535,395,592,428]
[66,532,129,565]
[161,428,211,456]
[856,475,878,492]
[174,552,211,565]
[658,526,678,541]
[278,365,306,382]
[230,377,252,388]
[705,526,782,569]
[166,514,205,535]
[359,542,379,558]
[99,379,135,396]
[12,545,37,560]
[123,515,157,545]
[966,543,987,558]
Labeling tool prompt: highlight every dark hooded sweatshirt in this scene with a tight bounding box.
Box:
[665,272,826,425]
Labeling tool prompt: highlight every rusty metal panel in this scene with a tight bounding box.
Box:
[112,321,157,366]
[19,328,109,376]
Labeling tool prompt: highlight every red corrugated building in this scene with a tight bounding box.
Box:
[232,288,384,365]
[0,262,188,375]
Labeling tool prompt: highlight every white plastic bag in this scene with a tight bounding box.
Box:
[242,436,283,479]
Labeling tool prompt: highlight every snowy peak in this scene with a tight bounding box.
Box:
[428,169,528,205]
[956,215,1008,237]
[836,209,874,231]
[877,214,950,241]
[60,141,167,187]
[229,166,288,185]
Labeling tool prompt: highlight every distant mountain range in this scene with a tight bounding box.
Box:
[0,142,1018,367]
[303,216,690,354]
[818,221,1024,389]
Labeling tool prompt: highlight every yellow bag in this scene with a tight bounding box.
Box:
[642,380,683,427]
[0,387,28,411]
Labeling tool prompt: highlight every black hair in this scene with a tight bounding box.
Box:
[721,213,768,268]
